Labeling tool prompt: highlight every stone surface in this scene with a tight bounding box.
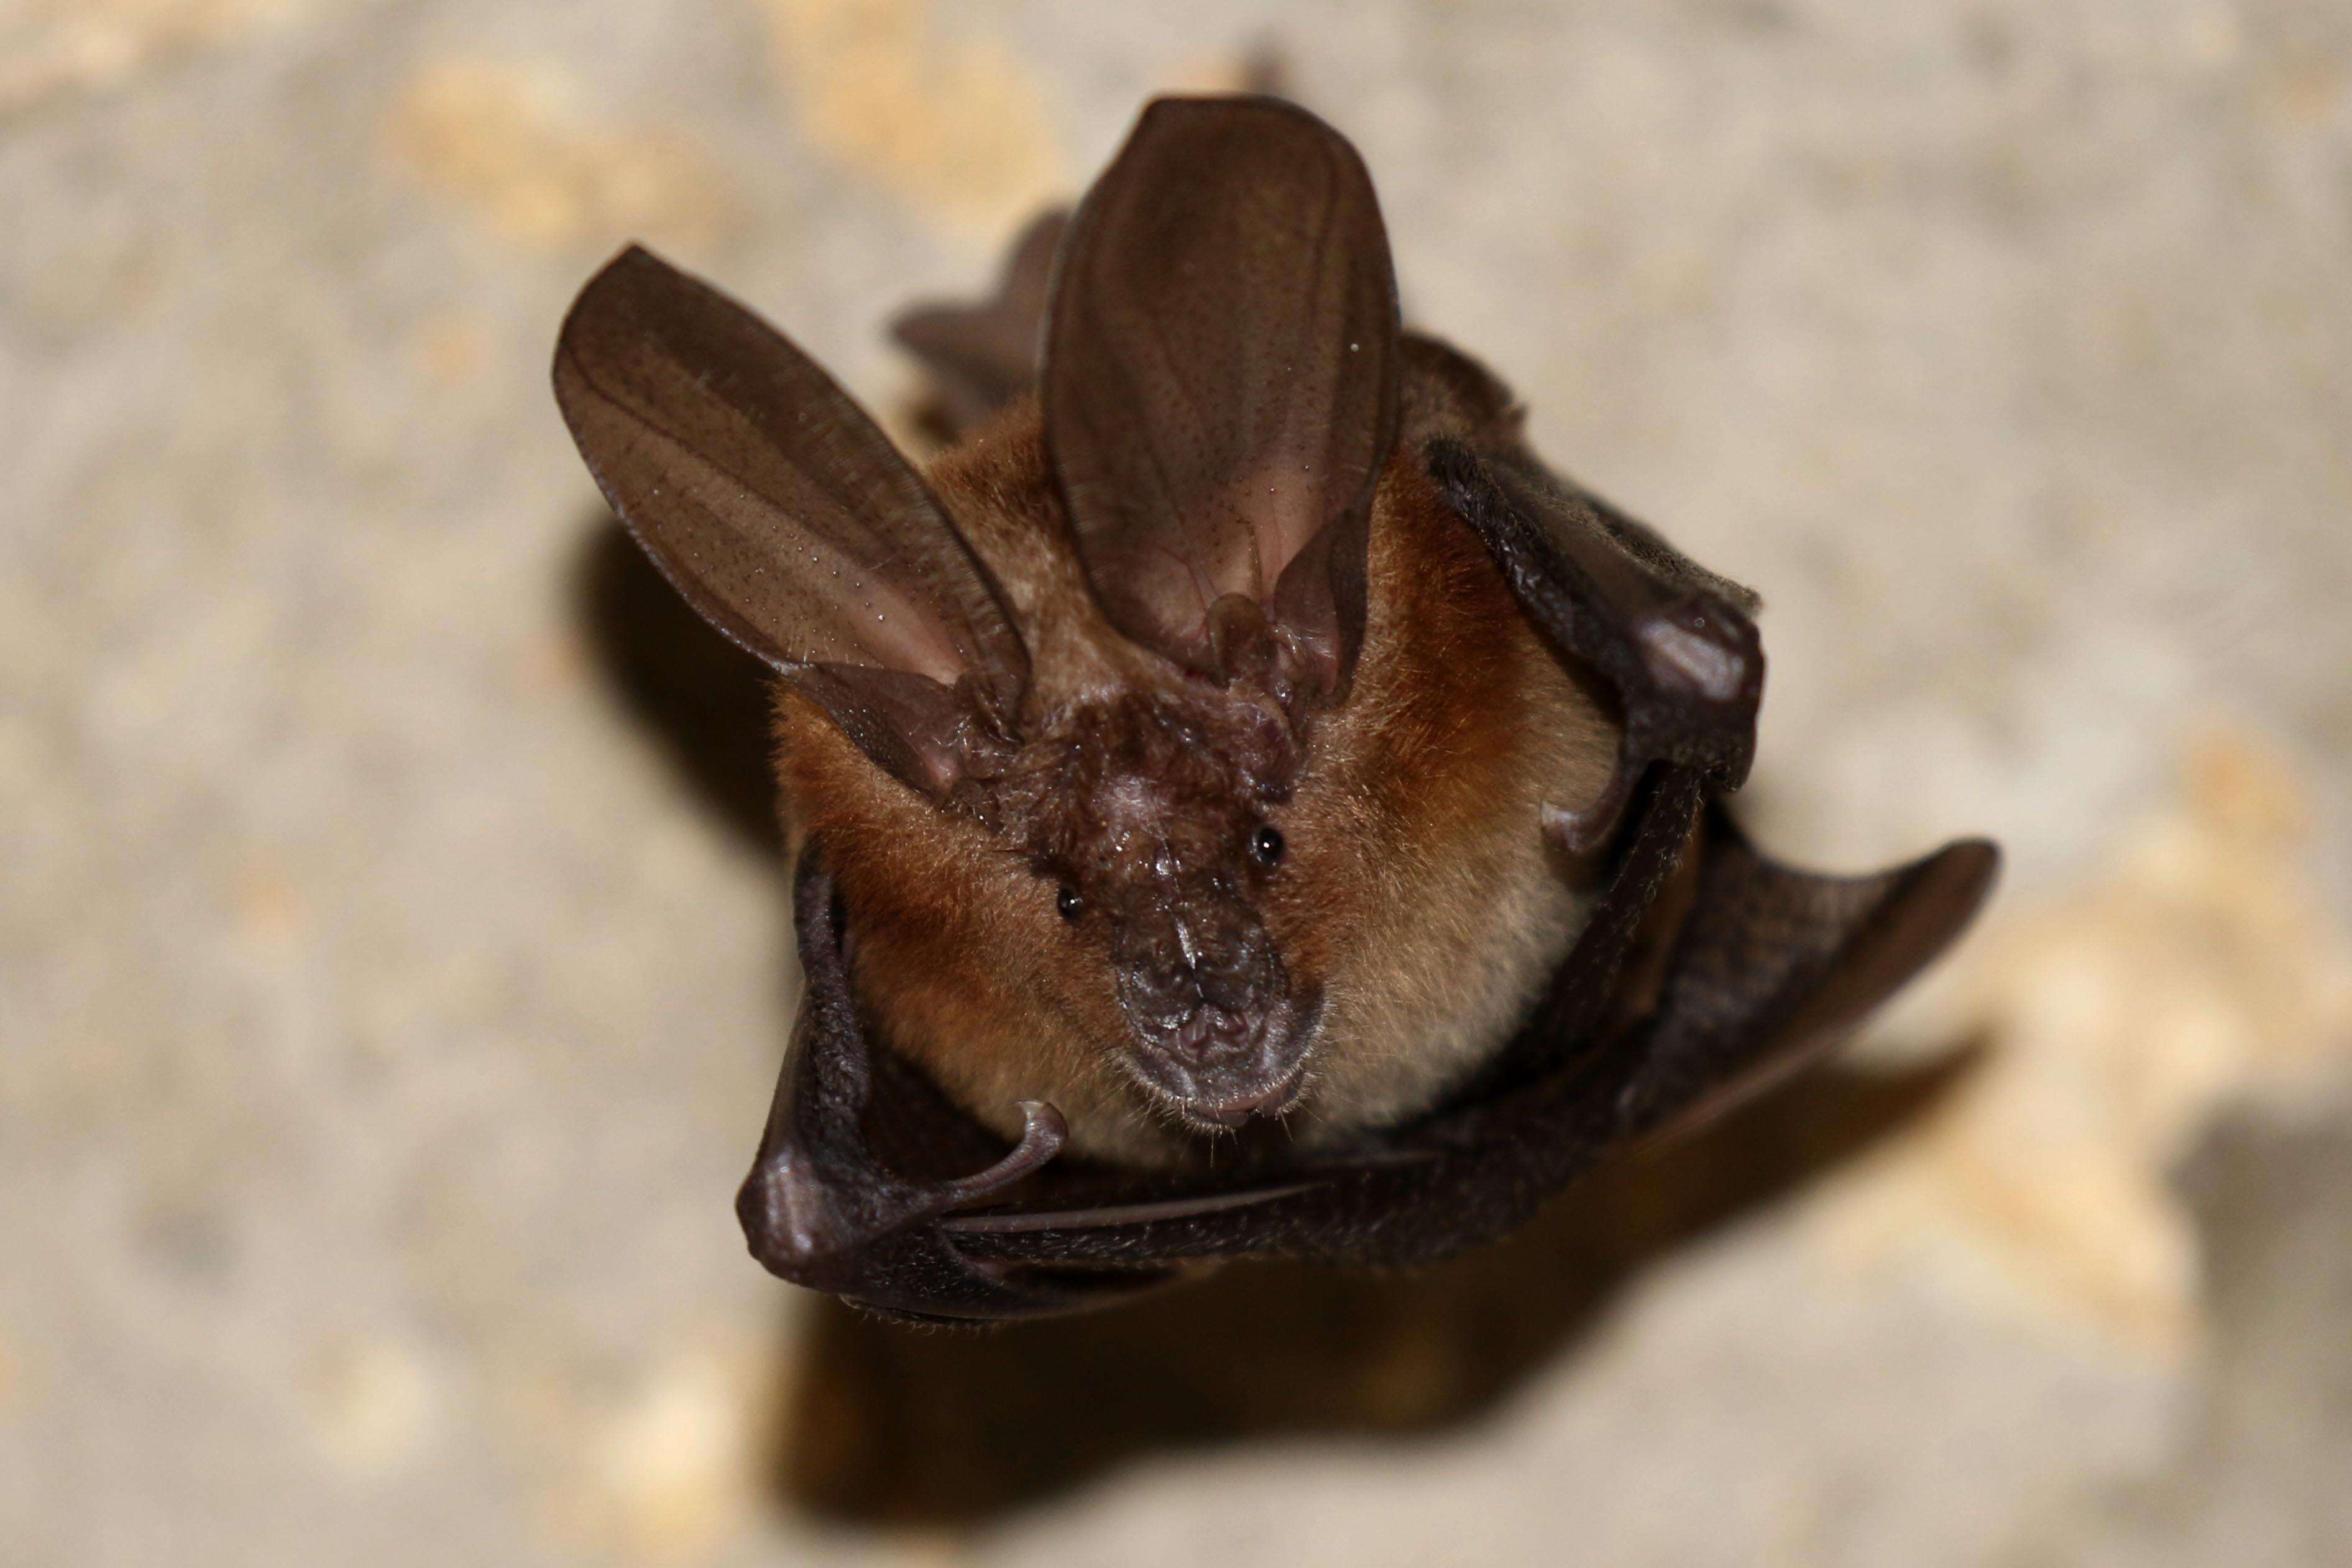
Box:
[5,1,2350,1563]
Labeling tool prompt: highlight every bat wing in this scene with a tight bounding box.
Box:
[738,771,1995,1323]
[1617,808,2000,1145]
[1405,334,1764,835]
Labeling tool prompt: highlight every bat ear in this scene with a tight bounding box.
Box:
[892,209,1067,442]
[554,246,1031,799]
[1044,96,1402,706]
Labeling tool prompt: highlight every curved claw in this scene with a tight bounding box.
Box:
[931,1099,1068,1210]
[1543,746,1638,856]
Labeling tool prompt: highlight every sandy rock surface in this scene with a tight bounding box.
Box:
[5,1,2349,1563]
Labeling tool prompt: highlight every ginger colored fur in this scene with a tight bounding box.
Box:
[774,403,1621,1166]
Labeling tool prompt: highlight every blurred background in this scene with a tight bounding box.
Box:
[6,0,2350,1562]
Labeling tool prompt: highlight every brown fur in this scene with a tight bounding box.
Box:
[775,403,1621,1165]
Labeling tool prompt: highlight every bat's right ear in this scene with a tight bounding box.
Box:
[1044,97,1401,708]
[554,247,1031,799]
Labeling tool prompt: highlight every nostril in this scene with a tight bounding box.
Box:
[1193,1007,1256,1063]
[1168,1006,1258,1063]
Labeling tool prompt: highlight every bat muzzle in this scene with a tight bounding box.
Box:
[1119,987,1320,1134]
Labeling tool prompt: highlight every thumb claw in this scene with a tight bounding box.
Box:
[934,1099,1067,1211]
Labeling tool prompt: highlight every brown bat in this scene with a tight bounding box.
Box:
[553,96,1996,1321]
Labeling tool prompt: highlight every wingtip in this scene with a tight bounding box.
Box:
[1918,835,2003,929]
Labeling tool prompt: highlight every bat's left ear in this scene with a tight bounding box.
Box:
[554,247,1032,801]
[1044,96,1403,707]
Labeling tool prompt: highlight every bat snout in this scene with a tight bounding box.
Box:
[1120,989,1320,1134]
[1104,882,1317,1133]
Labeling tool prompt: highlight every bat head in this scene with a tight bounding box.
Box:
[554,98,1417,1148]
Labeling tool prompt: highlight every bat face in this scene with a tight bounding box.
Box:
[955,682,1315,1131]
[771,426,1620,1165]
[783,516,1333,1150]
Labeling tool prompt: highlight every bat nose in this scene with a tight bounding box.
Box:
[1130,961,1277,1055]
[1172,1002,1256,1062]
[1190,912,1279,1006]
[1118,979,1321,1134]
[1116,906,1277,1019]
[1110,902,1318,1129]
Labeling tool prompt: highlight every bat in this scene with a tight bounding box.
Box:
[551,96,1998,1323]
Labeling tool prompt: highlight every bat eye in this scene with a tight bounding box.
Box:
[1249,824,1286,868]
[1057,886,1085,922]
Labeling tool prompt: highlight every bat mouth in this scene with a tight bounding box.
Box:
[1123,994,1320,1135]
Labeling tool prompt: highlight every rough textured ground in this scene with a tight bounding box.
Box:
[4,1,2349,1563]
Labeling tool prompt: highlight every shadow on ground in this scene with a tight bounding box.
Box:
[572,515,1980,1527]
[576,516,783,860]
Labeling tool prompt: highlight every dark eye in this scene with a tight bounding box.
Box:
[1057,886,1085,922]
[1250,824,1286,868]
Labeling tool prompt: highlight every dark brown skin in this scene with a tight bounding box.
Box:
[779,413,1618,1164]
